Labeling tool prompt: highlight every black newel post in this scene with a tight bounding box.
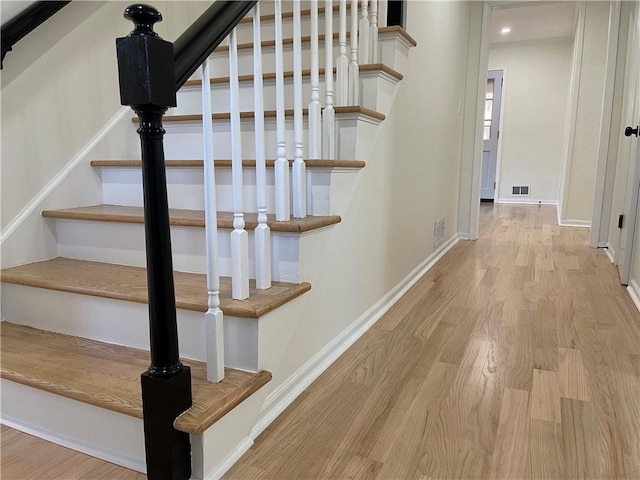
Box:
[116,5,192,480]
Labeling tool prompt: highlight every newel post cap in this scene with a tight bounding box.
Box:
[116,3,176,108]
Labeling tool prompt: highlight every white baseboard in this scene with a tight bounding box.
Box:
[205,437,254,480]
[0,106,129,245]
[496,198,558,206]
[248,234,461,442]
[555,205,591,228]
[458,232,471,240]
[558,219,591,228]
[604,246,615,264]
[627,280,640,314]
[607,242,616,264]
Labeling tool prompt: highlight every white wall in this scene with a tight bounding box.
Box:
[489,40,573,203]
[1,1,209,266]
[560,1,611,224]
[259,0,472,391]
[458,2,485,238]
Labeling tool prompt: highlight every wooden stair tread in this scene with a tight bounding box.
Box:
[42,204,342,233]
[142,106,385,123]
[1,258,310,318]
[215,32,345,53]
[0,322,272,435]
[213,27,416,53]
[183,63,403,87]
[377,26,418,47]
[90,159,366,169]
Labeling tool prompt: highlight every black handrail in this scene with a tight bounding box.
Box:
[116,2,256,479]
[173,0,256,90]
[1,1,71,68]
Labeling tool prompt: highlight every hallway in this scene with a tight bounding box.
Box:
[2,204,639,479]
[224,204,640,479]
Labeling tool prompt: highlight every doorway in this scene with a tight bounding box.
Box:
[481,70,503,202]
[610,2,640,285]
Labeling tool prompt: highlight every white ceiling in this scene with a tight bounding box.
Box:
[490,2,578,45]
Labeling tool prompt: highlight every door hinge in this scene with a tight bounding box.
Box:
[618,214,624,229]
[494,181,496,190]
[497,130,500,140]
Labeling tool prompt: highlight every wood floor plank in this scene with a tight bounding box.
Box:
[529,418,564,479]
[561,398,600,479]
[489,388,531,479]
[558,347,590,401]
[532,299,559,372]
[374,361,458,480]
[531,369,561,423]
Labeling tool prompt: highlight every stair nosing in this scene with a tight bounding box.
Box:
[137,106,385,124]
[90,159,366,169]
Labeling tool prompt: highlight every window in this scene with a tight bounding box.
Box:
[484,79,494,140]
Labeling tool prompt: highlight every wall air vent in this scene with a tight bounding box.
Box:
[434,217,446,248]
[512,185,530,196]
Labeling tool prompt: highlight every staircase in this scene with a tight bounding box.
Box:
[0,1,416,478]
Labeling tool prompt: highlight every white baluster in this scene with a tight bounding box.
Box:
[201,60,224,383]
[336,0,349,106]
[378,0,388,27]
[348,0,360,105]
[359,0,370,65]
[229,28,249,300]
[322,0,335,159]
[274,0,291,220]
[370,0,378,63]
[309,0,321,159]
[292,1,306,218]
[253,3,271,290]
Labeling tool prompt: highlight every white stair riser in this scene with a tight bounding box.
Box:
[233,13,342,44]
[360,71,400,114]
[99,167,335,216]
[208,35,403,78]
[210,42,330,78]
[1,284,259,371]
[175,79,326,115]
[162,115,369,161]
[175,70,398,115]
[1,381,146,473]
[50,219,304,283]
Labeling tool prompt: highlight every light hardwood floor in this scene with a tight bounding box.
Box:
[3,204,639,479]
[0,425,146,480]
[224,204,640,479]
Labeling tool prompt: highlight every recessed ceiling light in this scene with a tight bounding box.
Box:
[500,27,511,34]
